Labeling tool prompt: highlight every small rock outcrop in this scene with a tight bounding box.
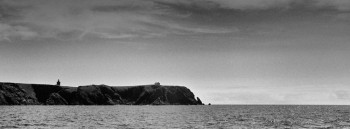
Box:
[0,82,203,105]
[46,93,68,105]
[196,97,204,105]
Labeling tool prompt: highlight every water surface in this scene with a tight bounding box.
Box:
[1,105,350,128]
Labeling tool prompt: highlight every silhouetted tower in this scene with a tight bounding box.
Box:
[56,79,61,86]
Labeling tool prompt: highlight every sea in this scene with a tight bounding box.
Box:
[1,105,350,129]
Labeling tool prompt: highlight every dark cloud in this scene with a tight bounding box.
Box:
[151,0,347,27]
[92,5,143,13]
[205,0,350,11]
[0,2,24,21]
[90,1,152,13]
[151,0,350,11]
[0,0,349,41]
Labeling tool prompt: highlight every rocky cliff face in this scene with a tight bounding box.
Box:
[0,82,203,105]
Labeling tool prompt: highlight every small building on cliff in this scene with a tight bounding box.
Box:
[154,82,160,86]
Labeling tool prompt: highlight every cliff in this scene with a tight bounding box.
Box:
[0,82,203,105]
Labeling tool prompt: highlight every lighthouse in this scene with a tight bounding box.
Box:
[56,79,61,86]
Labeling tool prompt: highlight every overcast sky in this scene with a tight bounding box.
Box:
[1,0,350,104]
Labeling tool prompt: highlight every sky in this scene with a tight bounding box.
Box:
[1,0,350,104]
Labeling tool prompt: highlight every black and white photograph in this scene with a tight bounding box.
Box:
[1,0,350,128]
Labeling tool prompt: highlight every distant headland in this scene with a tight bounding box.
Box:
[0,81,204,105]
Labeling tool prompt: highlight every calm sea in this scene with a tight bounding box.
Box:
[1,105,350,129]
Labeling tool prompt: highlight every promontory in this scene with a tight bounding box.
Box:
[0,82,204,105]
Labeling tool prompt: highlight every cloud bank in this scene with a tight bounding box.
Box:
[213,0,350,10]
[0,0,349,41]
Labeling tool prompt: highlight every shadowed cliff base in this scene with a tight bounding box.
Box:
[0,82,204,105]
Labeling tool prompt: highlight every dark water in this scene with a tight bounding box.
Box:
[1,105,350,129]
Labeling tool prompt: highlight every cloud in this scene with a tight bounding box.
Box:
[1,0,147,41]
[95,33,138,39]
[334,90,350,100]
[0,23,38,41]
[155,0,350,11]
[0,0,349,42]
[317,0,350,11]
[0,0,240,41]
[206,0,293,10]
[203,0,350,11]
[168,23,237,34]
[153,0,294,10]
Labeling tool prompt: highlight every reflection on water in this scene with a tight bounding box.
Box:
[1,105,350,128]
